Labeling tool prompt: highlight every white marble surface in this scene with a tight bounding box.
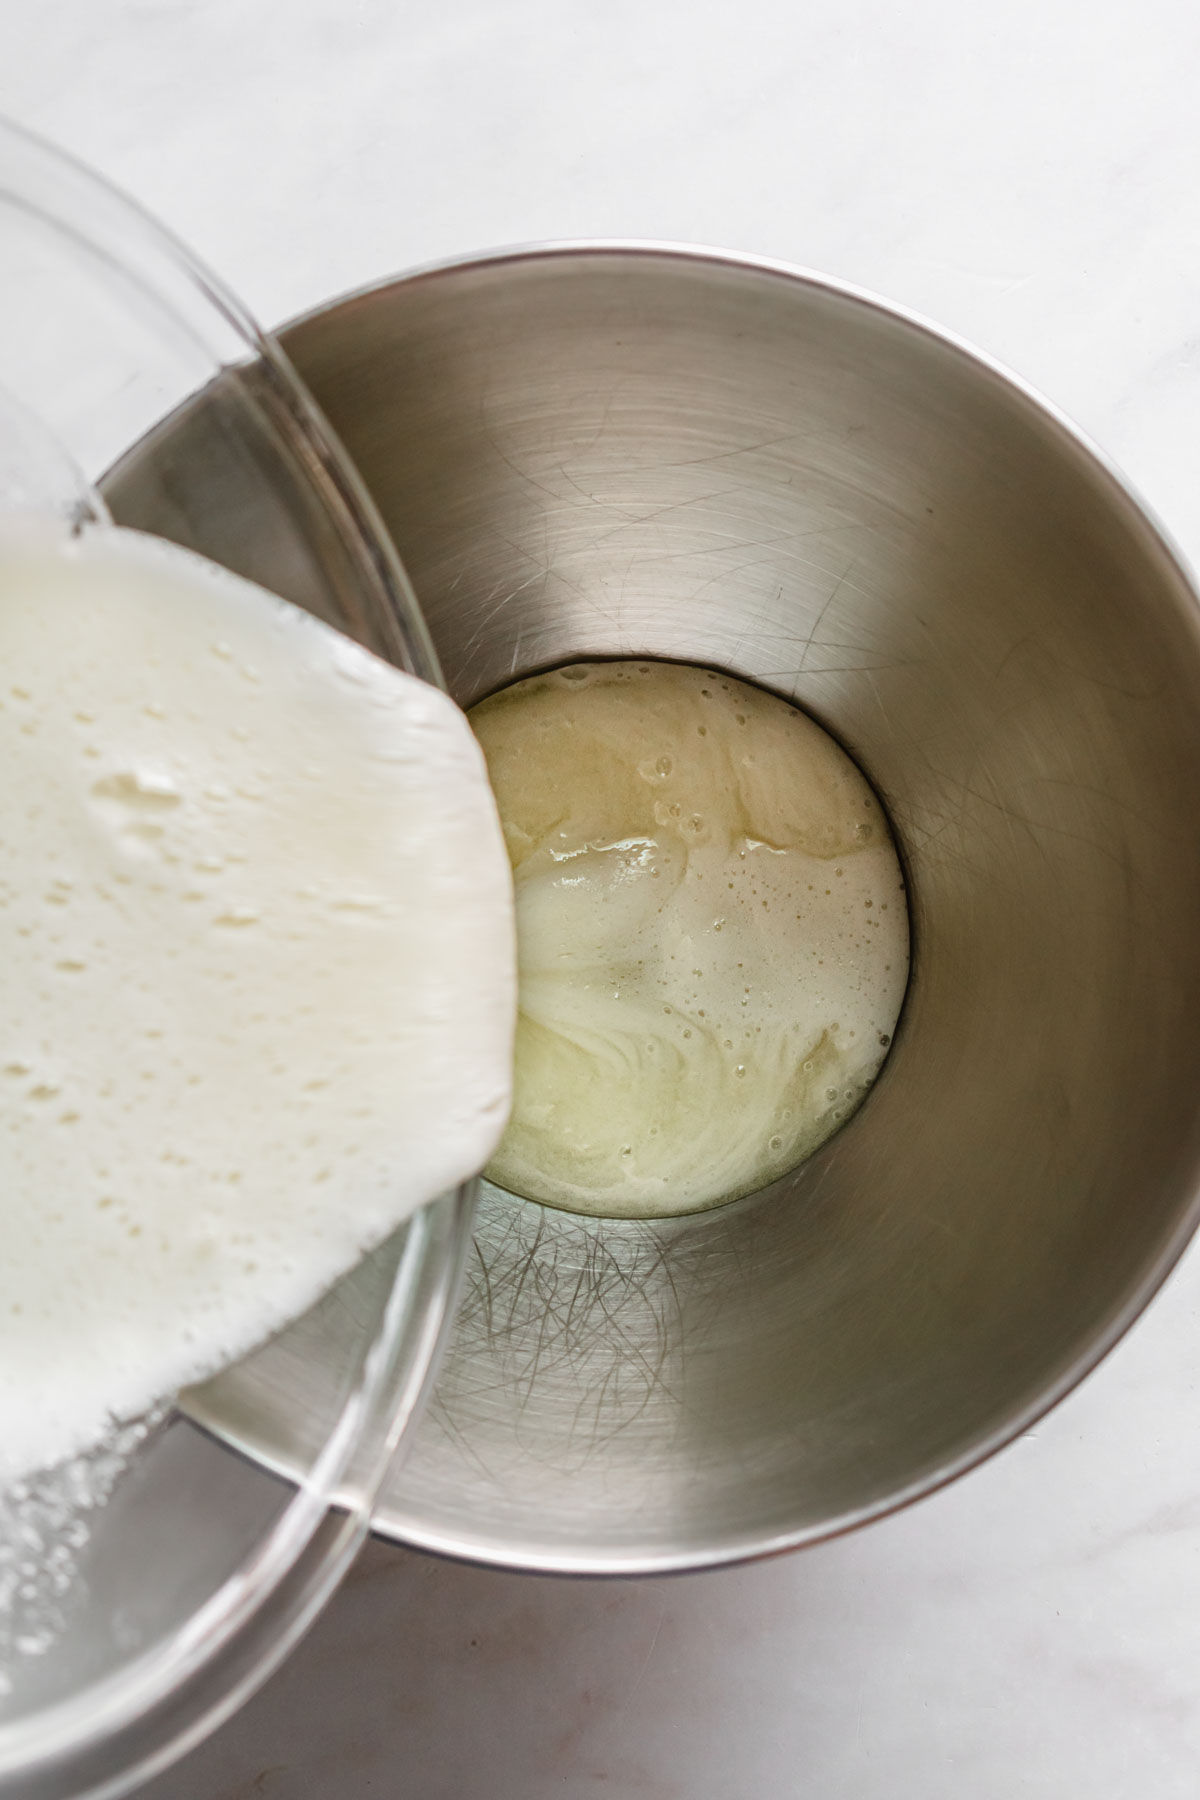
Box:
[7,0,1200,1793]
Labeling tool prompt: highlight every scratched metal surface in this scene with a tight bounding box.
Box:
[112,248,1200,1574]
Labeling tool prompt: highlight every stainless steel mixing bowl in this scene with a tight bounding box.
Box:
[112,246,1200,1574]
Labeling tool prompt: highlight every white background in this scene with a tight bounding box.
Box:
[6,3,1200,1794]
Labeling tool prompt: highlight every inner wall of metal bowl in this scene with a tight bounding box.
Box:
[114,250,1200,1572]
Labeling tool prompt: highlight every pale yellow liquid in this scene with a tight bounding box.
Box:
[471,660,909,1219]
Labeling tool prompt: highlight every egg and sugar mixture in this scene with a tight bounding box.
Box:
[0,526,907,1485]
[474,660,908,1218]
[0,525,513,1483]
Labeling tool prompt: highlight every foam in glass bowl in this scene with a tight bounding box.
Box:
[0,117,474,1800]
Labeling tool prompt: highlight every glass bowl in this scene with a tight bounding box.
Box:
[0,119,473,1799]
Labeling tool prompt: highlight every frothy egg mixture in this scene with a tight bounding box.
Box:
[472,661,908,1218]
[0,525,514,1485]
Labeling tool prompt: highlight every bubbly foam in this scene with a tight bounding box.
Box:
[471,660,908,1217]
[0,1409,162,1695]
[0,525,514,1485]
